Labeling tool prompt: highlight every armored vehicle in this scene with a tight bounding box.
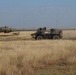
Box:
[0,26,20,36]
[31,27,63,40]
[0,26,12,33]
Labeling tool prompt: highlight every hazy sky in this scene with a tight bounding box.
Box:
[0,0,76,28]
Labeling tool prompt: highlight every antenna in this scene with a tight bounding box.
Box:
[57,9,58,29]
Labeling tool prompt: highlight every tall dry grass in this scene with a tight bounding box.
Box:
[0,30,76,75]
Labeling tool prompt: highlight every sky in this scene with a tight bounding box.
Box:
[0,0,76,28]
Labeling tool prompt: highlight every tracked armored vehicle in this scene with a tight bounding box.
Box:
[31,27,63,40]
[0,26,20,36]
[0,26,12,33]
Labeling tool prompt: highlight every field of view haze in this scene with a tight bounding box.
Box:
[0,0,76,75]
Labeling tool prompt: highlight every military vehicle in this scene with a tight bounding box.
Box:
[0,26,20,36]
[0,26,12,33]
[31,27,63,40]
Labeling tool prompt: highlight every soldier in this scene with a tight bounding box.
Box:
[37,28,42,32]
[50,29,54,34]
[43,27,46,32]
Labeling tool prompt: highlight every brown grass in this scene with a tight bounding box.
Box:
[0,30,76,75]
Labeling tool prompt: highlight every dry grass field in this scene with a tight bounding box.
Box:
[0,30,76,75]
